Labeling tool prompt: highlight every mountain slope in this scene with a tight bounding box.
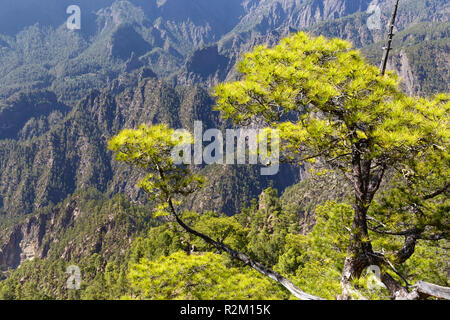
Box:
[0,0,448,281]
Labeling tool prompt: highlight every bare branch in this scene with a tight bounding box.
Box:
[156,166,324,300]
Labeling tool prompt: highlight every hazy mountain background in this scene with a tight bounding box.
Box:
[0,0,448,290]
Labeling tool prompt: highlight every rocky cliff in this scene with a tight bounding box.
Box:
[0,0,448,273]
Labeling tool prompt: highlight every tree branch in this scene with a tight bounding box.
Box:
[423,183,449,200]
